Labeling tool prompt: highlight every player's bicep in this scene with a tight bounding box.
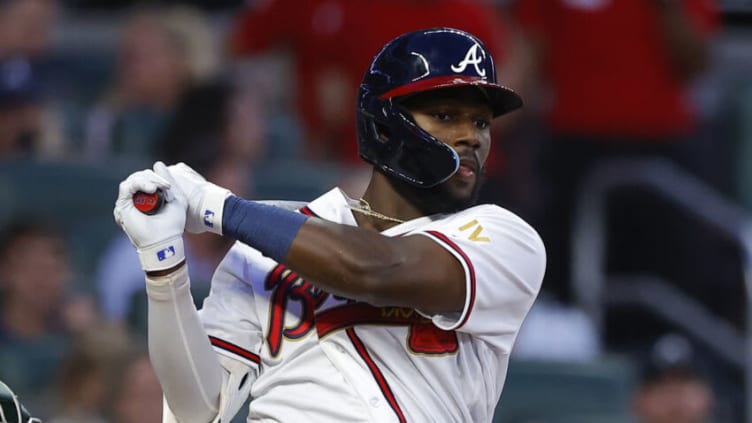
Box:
[384,234,467,314]
[422,211,546,345]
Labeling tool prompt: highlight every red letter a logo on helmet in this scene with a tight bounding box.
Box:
[451,43,486,77]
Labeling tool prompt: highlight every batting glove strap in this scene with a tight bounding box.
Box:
[198,184,230,235]
[137,235,186,272]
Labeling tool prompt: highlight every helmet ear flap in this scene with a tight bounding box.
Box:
[390,109,459,187]
[357,100,459,188]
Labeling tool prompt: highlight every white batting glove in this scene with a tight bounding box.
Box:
[153,162,231,235]
[113,166,188,272]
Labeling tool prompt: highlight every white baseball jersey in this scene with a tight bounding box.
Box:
[197,187,546,422]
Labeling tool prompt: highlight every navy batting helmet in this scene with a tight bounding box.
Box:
[0,381,40,423]
[356,27,522,188]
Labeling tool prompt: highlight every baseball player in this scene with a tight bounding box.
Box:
[113,28,545,422]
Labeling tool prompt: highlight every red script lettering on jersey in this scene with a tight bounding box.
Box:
[265,264,458,356]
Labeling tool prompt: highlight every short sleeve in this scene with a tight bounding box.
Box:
[414,205,546,352]
[198,242,265,369]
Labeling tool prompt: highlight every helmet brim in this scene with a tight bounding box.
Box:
[378,75,523,117]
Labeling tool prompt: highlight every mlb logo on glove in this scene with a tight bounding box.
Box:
[157,246,176,261]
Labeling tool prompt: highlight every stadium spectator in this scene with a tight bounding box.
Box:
[514,0,722,309]
[158,79,266,178]
[0,219,98,418]
[0,0,57,60]
[0,55,66,159]
[0,58,44,158]
[48,324,132,423]
[227,0,516,165]
[81,5,220,164]
[107,351,163,423]
[631,334,715,423]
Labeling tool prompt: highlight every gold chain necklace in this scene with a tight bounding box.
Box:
[349,198,405,224]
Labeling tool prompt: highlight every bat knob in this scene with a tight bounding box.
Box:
[133,189,165,215]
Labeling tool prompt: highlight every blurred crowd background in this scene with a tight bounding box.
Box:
[0,0,750,422]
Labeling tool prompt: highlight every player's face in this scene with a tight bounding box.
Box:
[404,87,493,210]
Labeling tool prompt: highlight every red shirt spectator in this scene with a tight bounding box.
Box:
[229,0,511,163]
[516,0,719,139]
[512,0,722,307]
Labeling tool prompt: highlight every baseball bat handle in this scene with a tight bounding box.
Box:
[132,189,165,215]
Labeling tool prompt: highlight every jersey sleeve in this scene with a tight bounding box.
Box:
[413,205,546,352]
[198,242,265,369]
[161,349,254,423]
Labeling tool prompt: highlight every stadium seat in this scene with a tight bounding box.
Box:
[493,357,637,423]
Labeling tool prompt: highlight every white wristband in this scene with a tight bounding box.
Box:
[200,185,230,235]
[137,236,186,272]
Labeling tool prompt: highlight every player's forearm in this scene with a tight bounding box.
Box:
[145,265,222,423]
[221,197,399,299]
[286,220,465,312]
[222,196,309,263]
[220,195,463,311]
[285,218,410,304]
[221,196,403,297]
